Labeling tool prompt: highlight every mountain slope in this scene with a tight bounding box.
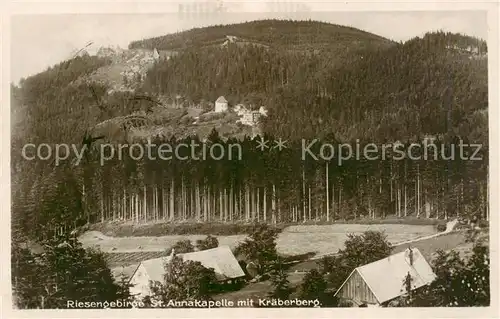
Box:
[261,31,488,142]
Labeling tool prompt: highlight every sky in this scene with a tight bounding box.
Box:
[10,6,488,84]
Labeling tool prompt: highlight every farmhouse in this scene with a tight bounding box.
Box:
[235,105,268,126]
[128,246,245,299]
[334,248,436,307]
[221,35,238,47]
[215,96,228,112]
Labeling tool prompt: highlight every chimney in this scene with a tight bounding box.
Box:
[408,247,414,266]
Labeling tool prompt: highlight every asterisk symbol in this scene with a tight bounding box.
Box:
[255,137,269,152]
[273,138,288,151]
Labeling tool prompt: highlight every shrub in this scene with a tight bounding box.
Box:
[298,269,333,306]
[437,224,447,232]
[167,239,194,254]
[408,242,490,307]
[179,115,193,125]
[196,235,219,251]
[324,231,392,290]
[148,255,217,304]
[234,223,280,275]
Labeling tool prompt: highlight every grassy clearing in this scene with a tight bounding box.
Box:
[276,224,435,256]
[80,230,247,253]
[89,216,441,237]
[287,230,470,272]
[83,224,436,268]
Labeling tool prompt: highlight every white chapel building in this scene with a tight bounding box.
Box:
[215,96,228,112]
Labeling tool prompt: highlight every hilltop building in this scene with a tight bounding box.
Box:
[334,247,436,307]
[235,104,268,126]
[241,112,261,126]
[221,35,238,47]
[128,246,245,299]
[215,96,228,112]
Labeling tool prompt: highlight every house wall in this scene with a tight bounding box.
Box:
[241,113,254,125]
[215,102,228,112]
[239,111,261,126]
[337,270,379,306]
[129,264,152,300]
[252,112,261,123]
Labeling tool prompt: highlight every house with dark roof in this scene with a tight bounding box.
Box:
[334,247,436,307]
[128,245,245,299]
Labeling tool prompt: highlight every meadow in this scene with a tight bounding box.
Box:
[80,224,437,258]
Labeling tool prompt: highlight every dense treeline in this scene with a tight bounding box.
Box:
[265,32,487,142]
[10,55,155,238]
[11,23,488,242]
[15,132,488,240]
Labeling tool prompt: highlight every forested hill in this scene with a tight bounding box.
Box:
[142,28,487,143]
[11,20,487,146]
[129,19,394,52]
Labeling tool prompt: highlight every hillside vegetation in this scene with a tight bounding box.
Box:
[129,19,393,52]
[142,30,487,142]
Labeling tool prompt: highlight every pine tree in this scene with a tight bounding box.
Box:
[12,235,125,309]
[298,268,330,306]
[268,257,291,301]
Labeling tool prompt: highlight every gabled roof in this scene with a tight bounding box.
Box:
[182,246,245,280]
[335,248,436,304]
[132,245,245,283]
[215,96,228,103]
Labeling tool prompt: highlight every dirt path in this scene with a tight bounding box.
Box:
[393,219,458,246]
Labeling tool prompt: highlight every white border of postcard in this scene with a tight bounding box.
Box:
[1,1,499,318]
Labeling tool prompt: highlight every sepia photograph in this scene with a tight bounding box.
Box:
[4,1,498,317]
